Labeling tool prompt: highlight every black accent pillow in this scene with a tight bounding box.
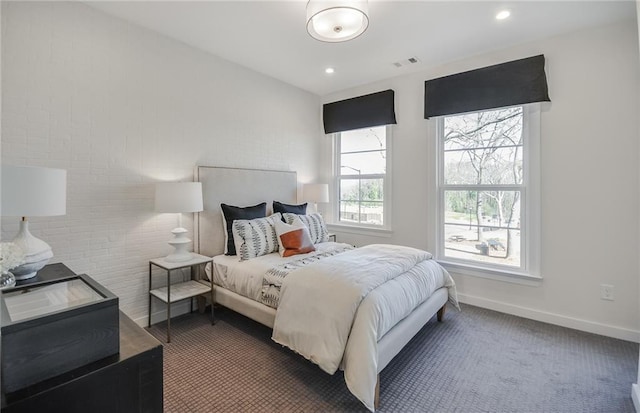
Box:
[221,202,267,255]
[273,201,307,221]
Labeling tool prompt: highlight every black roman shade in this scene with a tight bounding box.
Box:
[424,55,550,119]
[323,89,397,134]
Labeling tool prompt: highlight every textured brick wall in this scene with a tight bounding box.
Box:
[1,2,321,325]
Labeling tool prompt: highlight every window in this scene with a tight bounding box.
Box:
[436,105,539,276]
[334,125,390,228]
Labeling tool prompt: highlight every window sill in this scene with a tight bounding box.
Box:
[326,223,392,238]
[438,260,542,286]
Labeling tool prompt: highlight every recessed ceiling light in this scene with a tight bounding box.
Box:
[496,10,511,20]
[325,67,335,74]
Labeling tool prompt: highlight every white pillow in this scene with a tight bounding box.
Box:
[274,216,316,257]
[283,212,329,244]
[232,213,281,261]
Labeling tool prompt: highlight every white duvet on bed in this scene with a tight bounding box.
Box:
[272,244,458,411]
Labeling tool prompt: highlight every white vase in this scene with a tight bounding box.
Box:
[10,220,53,280]
[0,270,16,289]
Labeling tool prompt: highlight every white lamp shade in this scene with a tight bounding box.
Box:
[303,183,330,203]
[306,0,369,42]
[155,182,203,213]
[1,166,67,217]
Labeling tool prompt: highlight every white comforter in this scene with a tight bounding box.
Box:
[272,244,457,411]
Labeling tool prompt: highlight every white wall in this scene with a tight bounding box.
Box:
[0,2,321,325]
[321,19,640,342]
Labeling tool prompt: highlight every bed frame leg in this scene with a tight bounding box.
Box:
[374,374,380,410]
[437,303,446,322]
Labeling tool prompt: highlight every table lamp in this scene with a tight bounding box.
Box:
[303,183,329,213]
[1,165,67,280]
[155,182,203,262]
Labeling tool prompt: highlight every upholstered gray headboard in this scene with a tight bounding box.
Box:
[195,166,298,257]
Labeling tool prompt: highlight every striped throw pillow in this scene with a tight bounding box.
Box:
[232,213,281,261]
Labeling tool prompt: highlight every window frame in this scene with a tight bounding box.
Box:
[332,125,392,231]
[434,104,541,281]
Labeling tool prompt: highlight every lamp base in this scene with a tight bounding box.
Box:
[165,227,194,262]
[10,220,53,280]
[11,256,51,280]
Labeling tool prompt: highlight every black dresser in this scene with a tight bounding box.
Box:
[1,264,163,413]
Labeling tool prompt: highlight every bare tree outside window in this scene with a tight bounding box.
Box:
[441,107,524,267]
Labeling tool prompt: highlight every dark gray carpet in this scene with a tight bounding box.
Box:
[147,304,638,412]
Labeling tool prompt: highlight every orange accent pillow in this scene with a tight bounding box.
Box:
[275,216,316,257]
[279,228,316,257]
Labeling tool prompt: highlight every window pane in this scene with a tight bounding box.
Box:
[341,126,386,153]
[339,201,384,226]
[361,201,384,225]
[443,107,523,152]
[443,107,523,186]
[340,179,359,201]
[339,178,384,226]
[339,201,359,224]
[341,178,383,201]
[360,179,383,201]
[444,146,523,185]
[341,151,386,175]
[443,190,521,267]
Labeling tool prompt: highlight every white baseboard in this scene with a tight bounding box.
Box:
[133,301,192,328]
[632,383,640,412]
[457,293,640,343]
[133,317,146,327]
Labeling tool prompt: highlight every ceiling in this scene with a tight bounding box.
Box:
[86,1,636,96]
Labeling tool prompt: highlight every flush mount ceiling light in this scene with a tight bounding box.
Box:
[306,0,369,43]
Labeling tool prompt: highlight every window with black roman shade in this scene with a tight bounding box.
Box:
[424,55,550,119]
[323,89,397,134]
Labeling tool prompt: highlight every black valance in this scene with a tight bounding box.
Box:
[323,89,397,134]
[424,55,550,119]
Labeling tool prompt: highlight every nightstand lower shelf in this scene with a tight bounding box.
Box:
[150,280,210,303]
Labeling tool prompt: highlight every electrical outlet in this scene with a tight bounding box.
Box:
[601,284,614,301]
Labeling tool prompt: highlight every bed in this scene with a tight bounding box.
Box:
[194,166,458,411]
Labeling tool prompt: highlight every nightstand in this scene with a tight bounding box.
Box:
[2,263,163,412]
[148,253,214,343]
[2,311,163,413]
